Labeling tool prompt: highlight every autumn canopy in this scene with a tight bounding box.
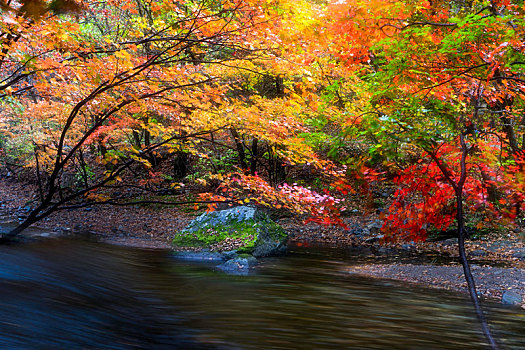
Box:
[0,0,523,242]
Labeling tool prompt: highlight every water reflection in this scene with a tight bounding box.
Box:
[0,239,522,349]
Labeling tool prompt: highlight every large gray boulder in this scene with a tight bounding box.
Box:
[173,206,288,258]
[183,206,257,233]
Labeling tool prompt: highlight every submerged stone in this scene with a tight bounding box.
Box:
[172,250,225,262]
[502,290,523,306]
[217,256,258,275]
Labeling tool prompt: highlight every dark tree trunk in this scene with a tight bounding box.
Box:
[250,138,258,175]
[34,146,45,202]
[479,168,498,203]
[502,116,519,155]
[78,149,90,188]
[173,151,188,179]
[427,134,500,349]
[133,130,142,148]
[275,159,286,184]
[456,135,499,350]
[2,199,52,242]
[230,128,248,172]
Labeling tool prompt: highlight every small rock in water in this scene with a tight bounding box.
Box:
[365,234,384,244]
[376,246,395,255]
[502,291,523,306]
[173,251,225,262]
[222,250,238,260]
[218,256,257,275]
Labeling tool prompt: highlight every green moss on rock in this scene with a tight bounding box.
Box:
[172,207,288,257]
[173,219,259,250]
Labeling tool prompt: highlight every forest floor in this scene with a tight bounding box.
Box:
[0,176,524,306]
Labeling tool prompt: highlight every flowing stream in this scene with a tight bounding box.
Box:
[0,238,523,349]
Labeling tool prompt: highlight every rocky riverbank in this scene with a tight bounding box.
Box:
[347,263,524,307]
[1,177,524,306]
[283,218,525,307]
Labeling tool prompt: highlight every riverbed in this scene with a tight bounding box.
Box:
[0,238,523,349]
